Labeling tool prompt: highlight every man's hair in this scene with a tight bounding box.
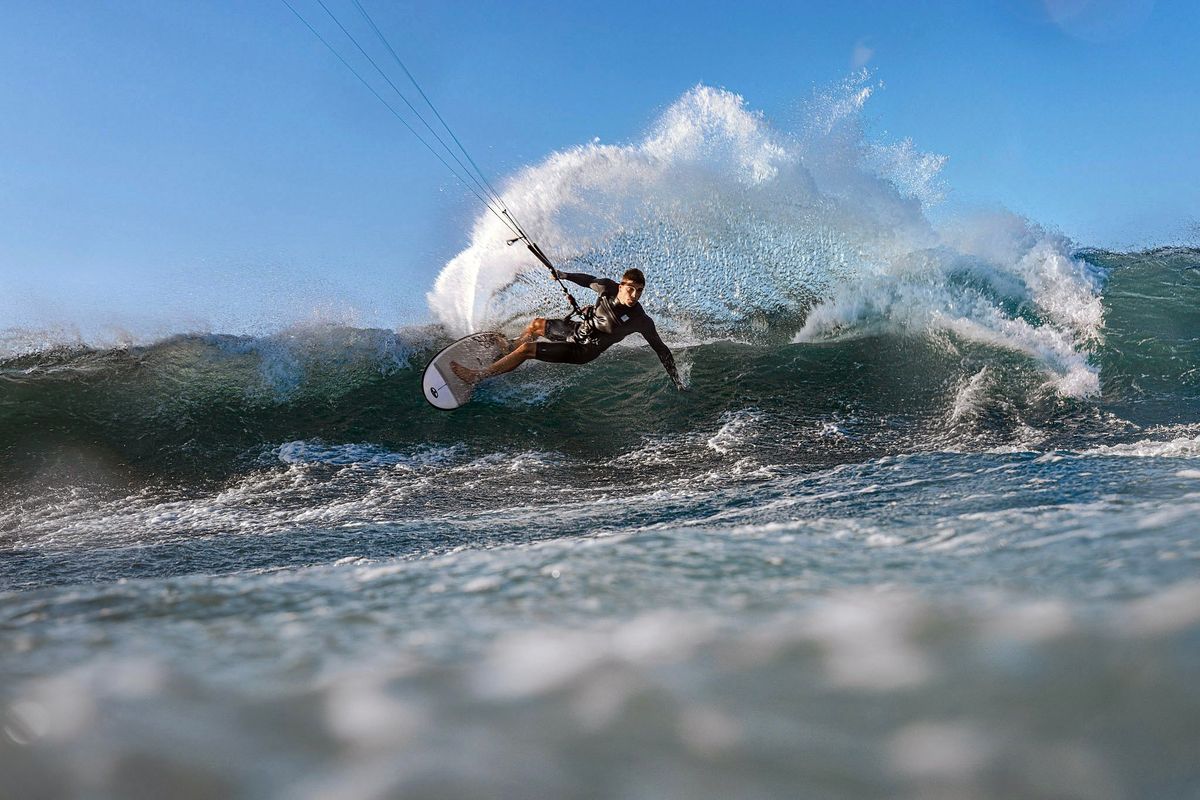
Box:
[622,268,646,286]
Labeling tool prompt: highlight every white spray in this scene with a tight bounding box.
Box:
[427,73,1103,396]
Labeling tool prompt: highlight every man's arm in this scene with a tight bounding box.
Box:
[640,319,686,391]
[555,270,617,296]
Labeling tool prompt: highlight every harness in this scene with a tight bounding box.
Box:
[569,305,600,346]
[570,294,635,346]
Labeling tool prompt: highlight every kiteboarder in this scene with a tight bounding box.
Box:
[451,268,685,390]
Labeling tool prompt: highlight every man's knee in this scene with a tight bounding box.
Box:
[530,317,547,335]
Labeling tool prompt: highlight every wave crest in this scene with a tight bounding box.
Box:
[427,75,1102,395]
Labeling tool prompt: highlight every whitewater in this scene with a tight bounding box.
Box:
[2,77,1199,799]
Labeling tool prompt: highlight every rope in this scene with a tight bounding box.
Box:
[349,0,511,213]
[312,0,506,215]
[278,0,520,237]
[281,0,585,313]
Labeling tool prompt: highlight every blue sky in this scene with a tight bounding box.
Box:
[1,0,1196,336]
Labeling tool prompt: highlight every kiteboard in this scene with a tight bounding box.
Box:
[421,332,511,410]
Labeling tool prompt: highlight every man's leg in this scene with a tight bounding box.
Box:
[511,318,547,348]
[451,341,537,383]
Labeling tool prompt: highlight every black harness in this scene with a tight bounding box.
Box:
[570,294,637,346]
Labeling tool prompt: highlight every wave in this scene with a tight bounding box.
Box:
[1079,432,1200,458]
[427,76,1104,397]
[2,247,1197,488]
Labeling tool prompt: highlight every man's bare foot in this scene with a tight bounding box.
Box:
[450,360,481,384]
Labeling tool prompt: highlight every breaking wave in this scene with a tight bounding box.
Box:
[1,241,1197,489]
[428,75,1103,396]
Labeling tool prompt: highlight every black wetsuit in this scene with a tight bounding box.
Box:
[535,272,683,388]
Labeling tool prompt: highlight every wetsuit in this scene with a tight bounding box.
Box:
[535,271,683,388]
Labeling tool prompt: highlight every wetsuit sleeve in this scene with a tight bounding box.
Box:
[640,318,686,390]
[557,271,617,296]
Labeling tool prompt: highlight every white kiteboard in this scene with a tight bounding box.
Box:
[421,331,511,410]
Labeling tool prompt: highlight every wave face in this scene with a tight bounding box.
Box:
[1086,247,1200,410]
[2,246,1196,488]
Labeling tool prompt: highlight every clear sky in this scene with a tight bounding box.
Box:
[1,0,1197,337]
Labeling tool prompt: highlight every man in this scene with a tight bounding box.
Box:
[451,268,685,390]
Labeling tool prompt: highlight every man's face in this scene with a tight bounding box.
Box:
[617,281,645,305]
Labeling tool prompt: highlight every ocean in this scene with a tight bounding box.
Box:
[2,82,1199,798]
